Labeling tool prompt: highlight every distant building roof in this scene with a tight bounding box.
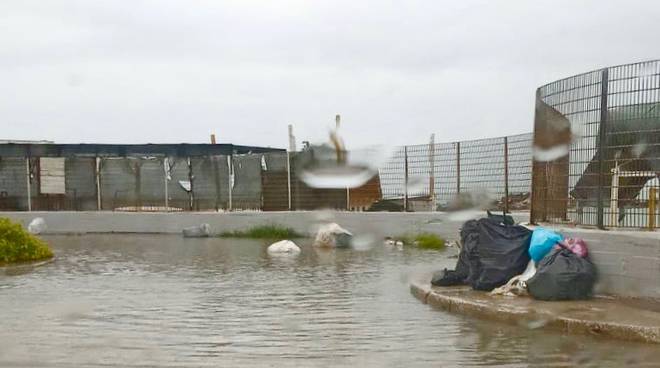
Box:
[0,139,54,144]
[0,143,284,157]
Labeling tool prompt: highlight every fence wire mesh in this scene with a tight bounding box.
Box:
[378,134,532,212]
[532,60,660,229]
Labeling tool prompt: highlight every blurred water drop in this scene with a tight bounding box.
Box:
[533,99,573,162]
[533,144,569,161]
[313,210,335,222]
[447,209,483,222]
[444,191,498,221]
[526,318,548,330]
[639,63,658,78]
[299,165,377,188]
[352,234,376,251]
[296,126,394,188]
[444,191,496,211]
[407,175,427,195]
[632,142,648,157]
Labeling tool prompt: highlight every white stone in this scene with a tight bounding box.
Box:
[267,240,301,254]
[27,217,47,235]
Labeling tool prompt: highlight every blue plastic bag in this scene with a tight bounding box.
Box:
[529,228,563,263]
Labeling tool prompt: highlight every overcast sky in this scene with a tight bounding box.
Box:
[1,0,659,149]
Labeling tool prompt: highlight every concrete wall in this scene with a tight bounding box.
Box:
[547,225,660,299]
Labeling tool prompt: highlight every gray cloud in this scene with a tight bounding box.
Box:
[1,0,659,148]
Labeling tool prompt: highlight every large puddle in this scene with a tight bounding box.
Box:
[0,234,658,367]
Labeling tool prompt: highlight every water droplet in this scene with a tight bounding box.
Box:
[297,144,393,189]
[299,166,377,188]
[352,234,376,251]
[533,144,569,161]
[632,142,648,157]
[526,318,548,330]
[407,175,427,195]
[447,209,484,222]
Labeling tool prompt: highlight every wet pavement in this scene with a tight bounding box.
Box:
[0,234,659,367]
[411,279,660,344]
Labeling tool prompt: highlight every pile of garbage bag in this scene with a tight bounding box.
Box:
[432,213,597,301]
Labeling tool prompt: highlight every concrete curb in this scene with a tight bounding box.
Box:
[410,280,660,344]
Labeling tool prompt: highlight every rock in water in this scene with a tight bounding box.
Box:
[182,223,211,238]
[313,223,353,248]
[27,217,47,234]
[267,240,301,254]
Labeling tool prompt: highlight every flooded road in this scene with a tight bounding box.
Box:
[0,234,658,367]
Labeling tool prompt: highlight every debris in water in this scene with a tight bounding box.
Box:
[27,217,47,235]
[267,240,301,255]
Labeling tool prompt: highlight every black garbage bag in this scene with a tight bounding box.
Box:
[470,218,532,291]
[431,219,480,287]
[486,210,515,225]
[431,214,530,290]
[431,269,464,286]
[527,248,597,301]
[462,220,482,286]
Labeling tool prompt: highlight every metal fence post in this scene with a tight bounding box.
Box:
[212,156,221,211]
[135,159,141,212]
[187,157,194,211]
[227,155,233,211]
[429,134,436,211]
[649,187,657,230]
[596,68,610,229]
[96,157,102,210]
[25,157,32,212]
[456,142,461,195]
[504,136,509,213]
[286,151,292,211]
[163,157,169,212]
[404,145,409,212]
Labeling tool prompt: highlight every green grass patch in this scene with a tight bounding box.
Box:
[413,233,446,249]
[218,224,306,240]
[393,232,445,250]
[0,217,54,266]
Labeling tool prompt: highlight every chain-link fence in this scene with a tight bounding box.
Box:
[378,133,533,212]
[532,60,660,229]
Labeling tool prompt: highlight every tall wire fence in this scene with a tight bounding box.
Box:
[532,60,660,229]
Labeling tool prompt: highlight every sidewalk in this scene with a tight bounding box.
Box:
[410,276,660,344]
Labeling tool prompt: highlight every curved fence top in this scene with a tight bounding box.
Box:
[532,59,660,229]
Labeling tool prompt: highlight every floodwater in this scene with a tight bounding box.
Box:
[0,234,658,367]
